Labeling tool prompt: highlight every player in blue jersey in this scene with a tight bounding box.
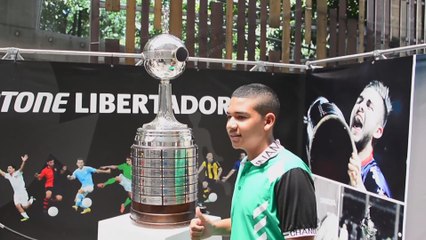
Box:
[221,152,245,183]
[67,158,110,214]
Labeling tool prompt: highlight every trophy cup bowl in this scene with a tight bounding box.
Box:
[143,33,188,81]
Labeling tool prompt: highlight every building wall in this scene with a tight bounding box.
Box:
[0,0,89,62]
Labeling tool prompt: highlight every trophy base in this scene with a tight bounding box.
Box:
[130,201,196,226]
[98,213,222,240]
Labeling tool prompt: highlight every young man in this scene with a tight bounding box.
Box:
[0,154,34,221]
[347,80,392,197]
[67,158,110,214]
[34,155,64,212]
[190,83,317,240]
[97,157,132,213]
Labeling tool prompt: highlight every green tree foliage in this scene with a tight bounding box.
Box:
[40,0,90,37]
[40,0,160,48]
[39,0,360,61]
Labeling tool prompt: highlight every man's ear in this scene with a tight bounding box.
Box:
[264,113,276,131]
[373,125,384,139]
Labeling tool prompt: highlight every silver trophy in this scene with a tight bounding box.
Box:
[130,34,198,225]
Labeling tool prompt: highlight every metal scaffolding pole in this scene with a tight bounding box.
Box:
[0,47,307,71]
[2,43,426,71]
[306,43,426,68]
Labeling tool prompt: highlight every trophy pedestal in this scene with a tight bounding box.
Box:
[98,213,222,240]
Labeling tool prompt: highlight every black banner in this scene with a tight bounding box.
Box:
[0,60,305,240]
[0,56,413,240]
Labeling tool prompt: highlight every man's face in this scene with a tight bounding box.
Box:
[47,160,55,167]
[7,166,15,174]
[76,159,85,169]
[226,97,266,154]
[349,87,385,149]
[206,153,213,162]
[126,158,132,166]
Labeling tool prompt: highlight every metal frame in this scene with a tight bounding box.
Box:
[305,43,426,68]
[0,47,307,70]
[2,43,426,71]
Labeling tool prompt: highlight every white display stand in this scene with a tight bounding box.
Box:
[98,213,222,240]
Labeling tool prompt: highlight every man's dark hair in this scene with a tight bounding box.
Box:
[364,80,392,127]
[9,164,16,170]
[46,153,57,162]
[231,83,280,118]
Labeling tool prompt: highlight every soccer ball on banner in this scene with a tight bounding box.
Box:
[48,206,59,217]
[82,198,92,208]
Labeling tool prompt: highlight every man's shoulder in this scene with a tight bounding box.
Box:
[273,148,311,173]
[117,164,130,173]
[84,166,97,172]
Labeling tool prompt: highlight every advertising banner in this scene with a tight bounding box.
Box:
[0,54,415,240]
[307,56,413,240]
[0,60,305,239]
